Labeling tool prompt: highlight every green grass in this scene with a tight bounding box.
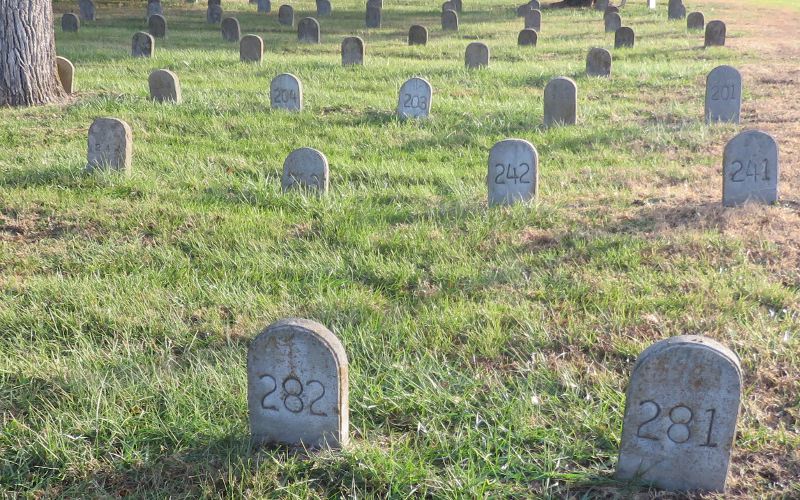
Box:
[1,0,798,497]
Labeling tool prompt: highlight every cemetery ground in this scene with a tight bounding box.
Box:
[1,0,799,496]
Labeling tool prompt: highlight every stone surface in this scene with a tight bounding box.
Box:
[488,139,538,206]
[240,34,264,63]
[79,0,96,21]
[221,17,241,42]
[705,20,726,47]
[668,0,686,20]
[56,56,74,94]
[528,0,539,8]
[605,5,619,14]
[442,1,455,12]
[586,47,611,77]
[722,130,779,206]
[524,9,541,31]
[452,0,463,12]
[257,0,271,12]
[705,65,741,124]
[617,335,742,492]
[317,0,332,17]
[517,28,538,47]
[248,318,348,449]
[341,36,364,66]
[604,12,621,33]
[465,42,489,69]
[366,5,381,28]
[147,2,163,18]
[408,24,428,45]
[207,5,223,23]
[648,0,656,8]
[271,73,303,111]
[441,9,458,31]
[87,118,132,173]
[687,12,704,30]
[208,0,221,5]
[298,17,321,43]
[282,148,329,193]
[615,26,634,48]
[367,0,382,8]
[148,14,167,38]
[595,0,608,11]
[131,32,154,57]
[149,69,181,103]
[278,5,294,26]
[397,77,432,120]
[543,76,577,127]
[516,4,531,17]
[62,13,80,32]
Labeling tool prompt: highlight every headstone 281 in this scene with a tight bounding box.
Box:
[586,47,611,77]
[298,17,321,43]
[282,148,329,193]
[240,34,264,63]
[78,0,96,21]
[465,42,489,69]
[722,130,779,206]
[148,14,167,38]
[271,73,303,112]
[87,117,133,173]
[341,37,365,66]
[258,0,271,12]
[207,5,223,24]
[221,17,241,42]
[408,25,428,45]
[604,12,622,33]
[616,335,742,491]
[705,20,726,47]
[705,65,741,124]
[149,69,181,103]
[668,0,686,20]
[56,56,75,94]
[543,76,577,127]
[524,9,541,31]
[615,27,635,48]
[442,9,458,31]
[397,77,433,120]
[317,0,332,17]
[488,139,538,206]
[687,11,705,30]
[248,318,349,448]
[278,5,294,26]
[62,13,80,32]
[366,5,381,28]
[131,32,155,57]
[518,29,538,47]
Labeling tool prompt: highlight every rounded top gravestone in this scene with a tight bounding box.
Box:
[705,20,726,47]
[282,147,329,193]
[595,0,609,11]
[518,28,538,47]
[397,77,433,120]
[516,3,532,17]
[442,1,455,12]
[442,9,458,31]
[247,318,349,449]
[605,5,619,14]
[722,130,779,207]
[615,26,634,48]
[543,76,577,127]
[208,0,221,5]
[258,0,272,12]
[87,117,133,173]
[207,5,223,24]
[451,0,463,12]
[366,5,381,28]
[687,11,705,30]
[524,9,541,31]
[408,24,428,45]
[240,34,264,63]
[298,17,321,43]
[668,0,686,20]
[367,0,382,8]
[317,0,332,16]
[465,42,489,69]
[487,139,538,206]
[131,32,155,57]
[79,0,96,21]
[278,5,294,26]
[705,65,741,124]
[271,73,303,111]
[616,335,742,492]
[147,2,163,19]
[604,12,622,33]
[148,14,167,38]
[62,13,80,33]
[221,17,241,42]
[149,69,181,103]
[56,57,75,94]
[586,47,611,77]
[341,36,365,66]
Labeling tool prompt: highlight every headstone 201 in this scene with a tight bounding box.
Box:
[221,17,241,42]
[317,0,332,17]
[56,56,75,94]
[668,0,686,20]
[705,20,726,48]
[148,14,167,38]
[258,0,271,12]
[687,12,705,30]
[488,139,538,206]
[341,37,365,66]
[366,5,381,28]
[78,0,96,21]
[524,9,541,31]
[604,12,622,33]
[298,17,321,43]
[149,69,181,103]
[441,9,458,31]
[271,73,303,112]
[616,336,742,491]
[248,318,349,448]
[465,42,489,69]
[278,5,294,26]
[705,65,741,124]
[518,28,538,47]
[408,25,428,45]
[722,130,779,206]
[131,32,155,57]
[397,77,432,120]
[282,148,329,193]
[543,76,577,127]
[586,47,611,77]
[62,13,80,33]
[207,5,223,23]
[240,34,264,63]
[87,118,132,173]
[615,26,635,48]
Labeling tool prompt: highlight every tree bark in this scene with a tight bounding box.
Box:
[0,0,66,106]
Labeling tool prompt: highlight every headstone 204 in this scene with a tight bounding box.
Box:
[248,318,349,448]
[465,42,489,69]
[705,65,741,124]
[62,13,80,32]
[586,47,611,77]
[488,139,538,206]
[543,76,577,128]
[408,25,428,45]
[221,17,241,42]
[56,56,75,94]
[615,27,635,48]
[278,5,294,26]
[342,36,365,66]
[687,11,705,30]
[131,32,155,57]
[148,14,167,38]
[616,336,742,492]
[298,17,321,43]
[705,20,726,47]
[240,34,264,63]
[518,28,538,47]
[282,148,329,193]
[271,73,303,111]
[397,77,432,120]
[722,130,779,206]
[87,117,132,173]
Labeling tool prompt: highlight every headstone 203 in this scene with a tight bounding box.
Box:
[258,0,271,13]
[465,42,489,69]
[240,34,264,63]
[271,73,303,112]
[687,11,705,30]
[131,32,155,57]
[282,148,329,193]
[441,9,458,31]
[278,5,294,26]
[488,139,538,206]
[56,56,75,94]
[543,76,577,128]
[207,5,223,24]
[604,12,622,33]
[366,6,381,28]
[615,27,635,48]
[78,0,96,21]
[317,0,332,17]
[62,13,80,33]
[298,17,321,43]
[524,9,541,31]
[397,77,433,120]
[248,318,349,449]
[408,25,428,45]
[148,14,167,38]
[705,65,741,124]
[705,20,726,48]
[616,335,742,492]
[518,29,538,47]
[341,37,365,66]
[221,17,241,42]
[149,69,181,103]
[586,47,611,77]
[87,118,133,173]
[722,130,779,207]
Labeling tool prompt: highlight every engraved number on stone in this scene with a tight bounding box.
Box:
[636,400,660,441]
[701,409,717,447]
[711,84,736,101]
[282,376,305,413]
[667,405,692,443]
[494,163,531,185]
[306,380,328,416]
[403,94,427,109]
[259,374,279,411]
[729,159,769,183]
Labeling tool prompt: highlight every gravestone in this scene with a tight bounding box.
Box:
[147,2,163,18]
[366,6,381,28]
[617,336,742,491]
[78,0,96,21]
[87,118,132,173]
[317,0,332,17]
[543,76,577,127]
[149,69,181,103]
[207,5,223,23]
[397,77,432,120]
[278,5,294,26]
[524,9,541,31]
[604,12,622,33]
[208,0,221,5]
[595,0,608,11]
[516,4,531,17]
[452,0,463,12]
[408,25,428,45]
[705,65,741,124]
[605,5,619,14]
[240,34,264,63]
[367,0,382,8]
[271,73,303,111]
[442,1,455,12]
[341,36,365,66]
[62,13,80,32]
[148,14,167,38]
[687,12,705,30]
[282,148,329,193]
[488,139,538,206]
[298,17,320,43]
[465,42,489,69]
[518,29,538,47]
[648,0,656,8]
[56,57,75,94]
[668,0,686,20]
[131,32,154,57]
[221,17,241,42]
[705,20,726,47]
[257,0,271,12]
[722,130,779,206]
[442,10,458,31]
[615,27,634,48]
[586,47,611,77]
[248,318,349,448]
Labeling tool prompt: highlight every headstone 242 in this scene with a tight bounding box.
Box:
[282,147,329,193]
[705,65,741,124]
[271,73,303,112]
[722,130,779,206]
[488,139,538,206]
[87,117,133,173]
[397,77,432,120]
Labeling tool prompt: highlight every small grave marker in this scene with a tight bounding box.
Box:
[221,17,241,42]
[207,5,223,23]
[79,0,96,21]
[524,9,541,31]
[408,25,428,45]
[148,14,167,38]
[615,26,634,48]
[595,0,609,11]
[62,13,80,32]
[668,0,686,20]
[604,12,622,33]
[278,5,294,26]
[488,139,538,206]
[648,0,656,9]
[687,12,704,30]
[586,47,611,77]
[705,65,741,124]
[518,29,538,47]
[366,6,381,28]
[367,0,382,8]
[87,118,132,173]
[605,5,619,14]
[298,17,321,43]
[722,130,779,206]
[149,69,181,103]
[516,4,531,17]
[317,0,332,17]
[147,2,163,18]
[131,32,154,57]
[240,34,264,63]
[465,42,489,69]
[544,76,577,127]
[452,0,463,12]
[705,20,726,47]
[258,0,271,12]
[397,77,432,120]
[56,56,74,94]
[442,1,455,12]
[342,36,365,66]
[282,148,329,193]
[271,73,303,111]
[442,9,458,31]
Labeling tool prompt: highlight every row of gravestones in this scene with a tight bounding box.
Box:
[247,318,742,492]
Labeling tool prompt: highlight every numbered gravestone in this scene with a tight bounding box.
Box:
[278,5,294,26]
[722,130,779,206]
[341,37,364,66]
[221,17,241,41]
[79,0,96,21]
[397,77,432,120]
[452,0,463,12]
[207,5,223,23]
[408,25,428,45]
[258,0,271,12]
[248,318,349,448]
[687,12,704,30]
[147,2,163,18]
[604,12,621,33]
[441,9,458,31]
[131,32,154,57]
[148,14,167,38]
[488,139,538,206]
[518,28,538,47]
[56,57,75,94]
[366,6,381,28]
[317,0,332,17]
[524,9,541,31]
[62,13,80,32]
[298,17,320,43]
[149,69,181,103]
[705,65,741,124]
[615,27,634,48]
[240,34,264,63]
[617,336,742,491]
[595,0,608,11]
[282,148,329,193]
[586,47,611,77]
[271,73,303,111]
[465,42,489,69]
[705,20,726,47]
[543,76,577,127]
[668,0,686,20]
[87,118,132,173]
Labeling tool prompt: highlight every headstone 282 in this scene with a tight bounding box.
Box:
[131,32,155,57]
[705,65,741,124]
[465,42,489,69]
[62,13,80,32]
[341,36,365,66]
[722,130,779,207]
[705,20,726,47]
[282,148,329,193]
[87,117,133,173]
[271,73,303,112]
[397,77,432,120]
[488,139,538,206]
[543,76,577,127]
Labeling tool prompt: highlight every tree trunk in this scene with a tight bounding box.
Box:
[0,0,66,106]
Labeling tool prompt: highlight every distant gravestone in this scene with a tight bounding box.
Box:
[87,118,132,173]
[687,12,705,30]
[524,9,541,31]
[668,0,686,20]
[257,0,271,12]
[317,0,332,17]
[221,17,241,42]
[516,4,531,17]
[605,5,619,14]
[240,34,264,63]
[543,76,577,127]
[78,0,96,21]
[488,139,538,206]
[604,12,622,33]
[452,0,463,12]
[722,130,779,206]
[442,10,458,31]
[208,0,221,5]
[147,2,163,18]
[148,14,167,38]
[648,0,656,8]
[518,28,538,47]
[207,5,223,23]
[465,42,489,69]
[442,1,455,12]
[397,77,432,120]
[586,47,611,77]
[408,25,428,45]
[367,0,382,8]
[616,336,742,491]
[615,26,634,48]
[271,73,303,111]
[278,5,294,26]
[62,13,80,32]
[56,56,75,94]
[298,17,320,43]
[149,69,181,103]
[248,318,349,448]
[341,36,365,66]
[705,65,741,124]
[595,0,608,11]
[131,32,154,57]
[366,6,381,28]
[705,20,726,47]
[282,148,329,193]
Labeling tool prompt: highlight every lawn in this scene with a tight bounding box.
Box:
[0,0,798,497]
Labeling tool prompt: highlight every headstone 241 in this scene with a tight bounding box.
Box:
[488,139,538,206]
[87,117,132,173]
[397,77,432,120]
[271,73,303,112]
[465,42,489,69]
[341,36,365,66]
[705,65,741,124]
[282,148,329,193]
[543,76,577,127]
[722,130,779,206]
[131,32,155,57]
[240,34,264,63]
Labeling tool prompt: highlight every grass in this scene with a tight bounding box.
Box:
[1,0,798,497]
